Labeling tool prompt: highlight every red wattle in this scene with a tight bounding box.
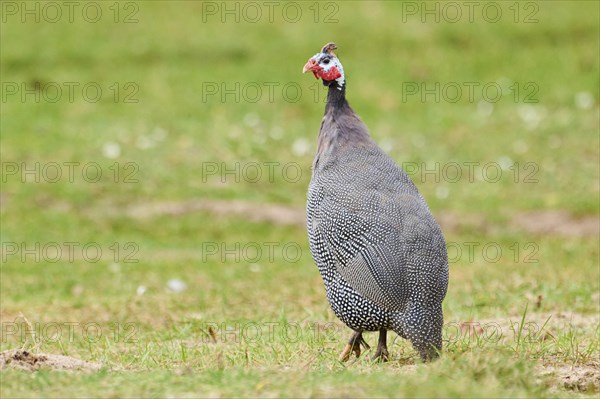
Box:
[320,66,341,81]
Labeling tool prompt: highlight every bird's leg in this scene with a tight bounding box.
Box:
[339,331,370,362]
[371,329,389,362]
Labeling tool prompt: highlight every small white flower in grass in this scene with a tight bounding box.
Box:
[108,263,121,273]
[496,77,513,92]
[380,139,393,153]
[136,285,146,296]
[102,141,121,159]
[292,137,310,156]
[517,105,536,124]
[435,186,449,199]
[517,105,546,130]
[498,156,513,170]
[249,264,261,273]
[136,135,155,150]
[243,113,260,128]
[228,126,242,139]
[167,279,187,293]
[575,91,594,110]
[269,126,283,140]
[513,140,528,154]
[477,100,493,117]
[152,127,168,141]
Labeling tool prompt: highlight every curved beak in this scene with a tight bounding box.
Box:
[302,58,318,74]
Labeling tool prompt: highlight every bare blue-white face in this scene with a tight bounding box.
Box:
[303,48,345,89]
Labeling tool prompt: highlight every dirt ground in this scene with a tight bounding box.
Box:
[125,199,599,237]
[0,349,101,372]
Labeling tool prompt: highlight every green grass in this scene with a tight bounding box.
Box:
[1,1,599,397]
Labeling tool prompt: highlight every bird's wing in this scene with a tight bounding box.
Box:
[323,193,443,311]
[335,243,409,311]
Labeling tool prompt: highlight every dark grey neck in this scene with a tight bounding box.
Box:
[315,79,373,160]
[324,80,349,115]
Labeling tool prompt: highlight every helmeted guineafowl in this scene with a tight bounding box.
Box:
[303,43,449,362]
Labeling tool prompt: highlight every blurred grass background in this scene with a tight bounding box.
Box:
[1,1,599,397]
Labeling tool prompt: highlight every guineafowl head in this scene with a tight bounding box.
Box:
[302,42,345,89]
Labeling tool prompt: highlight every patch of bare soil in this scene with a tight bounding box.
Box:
[511,210,599,237]
[453,312,600,346]
[126,199,305,226]
[125,199,599,237]
[538,361,600,393]
[454,313,599,392]
[435,212,489,233]
[0,349,101,372]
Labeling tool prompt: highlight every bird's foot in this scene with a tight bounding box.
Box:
[339,331,369,362]
[371,345,389,362]
[371,329,389,362]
